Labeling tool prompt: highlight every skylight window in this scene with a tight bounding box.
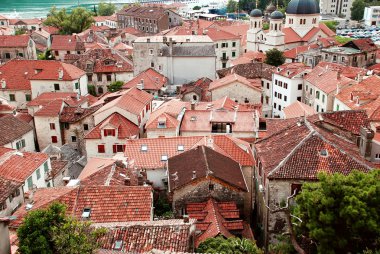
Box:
[320,149,328,157]
[82,208,91,218]
[141,145,148,152]
[113,240,123,250]
[177,145,184,151]
[161,155,168,161]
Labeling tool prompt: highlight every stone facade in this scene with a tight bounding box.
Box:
[0,38,37,63]
[211,81,262,104]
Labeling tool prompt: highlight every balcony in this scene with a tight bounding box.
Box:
[220,56,229,61]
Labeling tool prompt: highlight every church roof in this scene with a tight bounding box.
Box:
[270,10,284,19]
[286,0,320,14]
[250,9,263,17]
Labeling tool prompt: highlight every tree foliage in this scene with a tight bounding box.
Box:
[38,49,55,60]
[98,2,117,16]
[322,21,338,32]
[193,6,202,10]
[351,0,366,21]
[264,48,285,67]
[294,170,380,254]
[335,36,353,44]
[17,202,106,254]
[107,81,124,92]
[196,236,263,254]
[44,7,94,34]
[226,0,238,13]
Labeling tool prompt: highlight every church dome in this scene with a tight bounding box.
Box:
[250,9,263,17]
[286,0,320,14]
[270,10,284,19]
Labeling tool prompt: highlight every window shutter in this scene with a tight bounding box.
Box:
[113,145,117,153]
[104,130,107,136]
[111,129,116,136]
[123,145,126,152]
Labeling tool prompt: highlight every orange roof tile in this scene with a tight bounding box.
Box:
[123,68,167,91]
[0,35,30,48]
[283,101,316,118]
[209,73,261,91]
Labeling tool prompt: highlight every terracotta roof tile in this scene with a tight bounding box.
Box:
[0,115,33,146]
[317,61,367,79]
[33,99,65,117]
[0,35,30,48]
[343,38,378,52]
[10,185,153,227]
[0,177,22,204]
[217,62,275,81]
[97,219,195,253]
[60,105,101,123]
[0,147,48,183]
[85,112,139,139]
[123,68,167,91]
[0,60,85,91]
[51,35,85,51]
[209,73,261,91]
[168,146,248,191]
[283,101,316,119]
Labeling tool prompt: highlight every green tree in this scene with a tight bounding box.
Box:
[351,0,366,21]
[44,7,94,34]
[17,202,106,254]
[15,28,27,35]
[193,5,202,10]
[107,80,124,92]
[196,236,263,254]
[98,2,117,16]
[52,218,106,254]
[226,0,238,13]
[17,202,67,254]
[264,48,285,66]
[87,84,97,96]
[294,170,380,254]
[322,21,338,32]
[262,23,269,30]
[335,35,353,44]
[238,0,254,11]
[38,49,55,60]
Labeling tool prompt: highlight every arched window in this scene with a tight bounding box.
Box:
[193,95,197,101]
[275,24,277,30]
[98,87,104,94]
[254,21,257,28]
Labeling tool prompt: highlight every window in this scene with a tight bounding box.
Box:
[161,155,168,161]
[298,84,302,90]
[103,129,116,136]
[114,240,123,250]
[9,94,15,101]
[82,208,91,218]
[25,94,31,101]
[36,168,41,180]
[333,55,337,62]
[5,53,10,59]
[106,74,112,82]
[232,51,236,57]
[50,123,55,130]
[274,103,277,108]
[222,63,226,68]
[0,201,6,211]
[375,154,380,160]
[177,145,184,151]
[55,50,59,56]
[44,162,48,173]
[316,105,319,112]
[316,91,320,99]
[16,139,25,150]
[27,176,33,190]
[54,83,60,91]
[97,145,105,153]
[267,83,269,89]
[87,74,93,81]
[141,145,148,152]
[322,94,325,103]
[284,96,287,102]
[149,49,154,55]
[75,82,79,89]
[274,92,277,97]
[83,124,89,131]
[209,183,214,191]
[71,136,77,142]
[113,144,125,153]
[151,62,154,68]
[336,104,340,111]
[232,42,236,47]
[310,88,313,95]
[215,43,218,48]
[284,83,288,89]
[278,105,281,110]
[291,183,302,195]
[97,74,102,82]
[297,97,301,101]
[51,136,58,143]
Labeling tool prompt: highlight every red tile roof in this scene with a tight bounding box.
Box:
[85,112,139,139]
[343,38,378,52]
[0,177,22,204]
[305,65,355,94]
[217,62,275,81]
[51,35,85,51]
[275,62,311,78]
[33,99,65,117]
[209,73,261,91]
[316,62,367,79]
[231,51,266,65]
[335,76,380,120]
[146,100,187,130]
[0,147,48,183]
[0,35,30,48]
[59,105,101,123]
[163,27,240,41]
[283,101,316,119]
[282,24,335,44]
[186,198,251,246]
[0,60,85,91]
[255,112,374,181]
[123,68,167,91]
[124,135,254,170]
[179,77,213,102]
[0,114,33,146]
[319,23,336,37]
[28,92,88,107]
[97,219,195,253]
[10,185,153,228]
[95,87,153,116]
[283,44,319,59]
[168,145,247,191]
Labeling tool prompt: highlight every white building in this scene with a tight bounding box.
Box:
[247,0,335,52]
[0,115,35,152]
[320,0,353,19]
[272,63,311,118]
[133,35,216,87]
[364,6,380,27]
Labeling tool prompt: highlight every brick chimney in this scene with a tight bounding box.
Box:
[359,126,374,161]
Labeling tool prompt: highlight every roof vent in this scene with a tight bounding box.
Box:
[0,79,6,89]
[25,203,34,210]
[161,154,168,161]
[190,116,197,121]
[58,68,64,80]
[113,240,123,250]
[141,145,148,152]
[177,145,184,151]
[320,149,328,157]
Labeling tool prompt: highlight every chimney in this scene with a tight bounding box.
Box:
[0,79,6,89]
[137,79,144,90]
[0,218,11,254]
[124,177,131,186]
[192,171,196,179]
[62,176,71,186]
[191,101,195,110]
[137,172,144,185]
[337,70,341,79]
[163,36,167,43]
[58,68,64,80]
[183,215,189,223]
[359,126,374,161]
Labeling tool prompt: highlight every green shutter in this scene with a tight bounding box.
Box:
[44,162,48,173]
[36,168,41,180]
[27,177,33,190]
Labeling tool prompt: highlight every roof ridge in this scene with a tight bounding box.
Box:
[104,163,117,186]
